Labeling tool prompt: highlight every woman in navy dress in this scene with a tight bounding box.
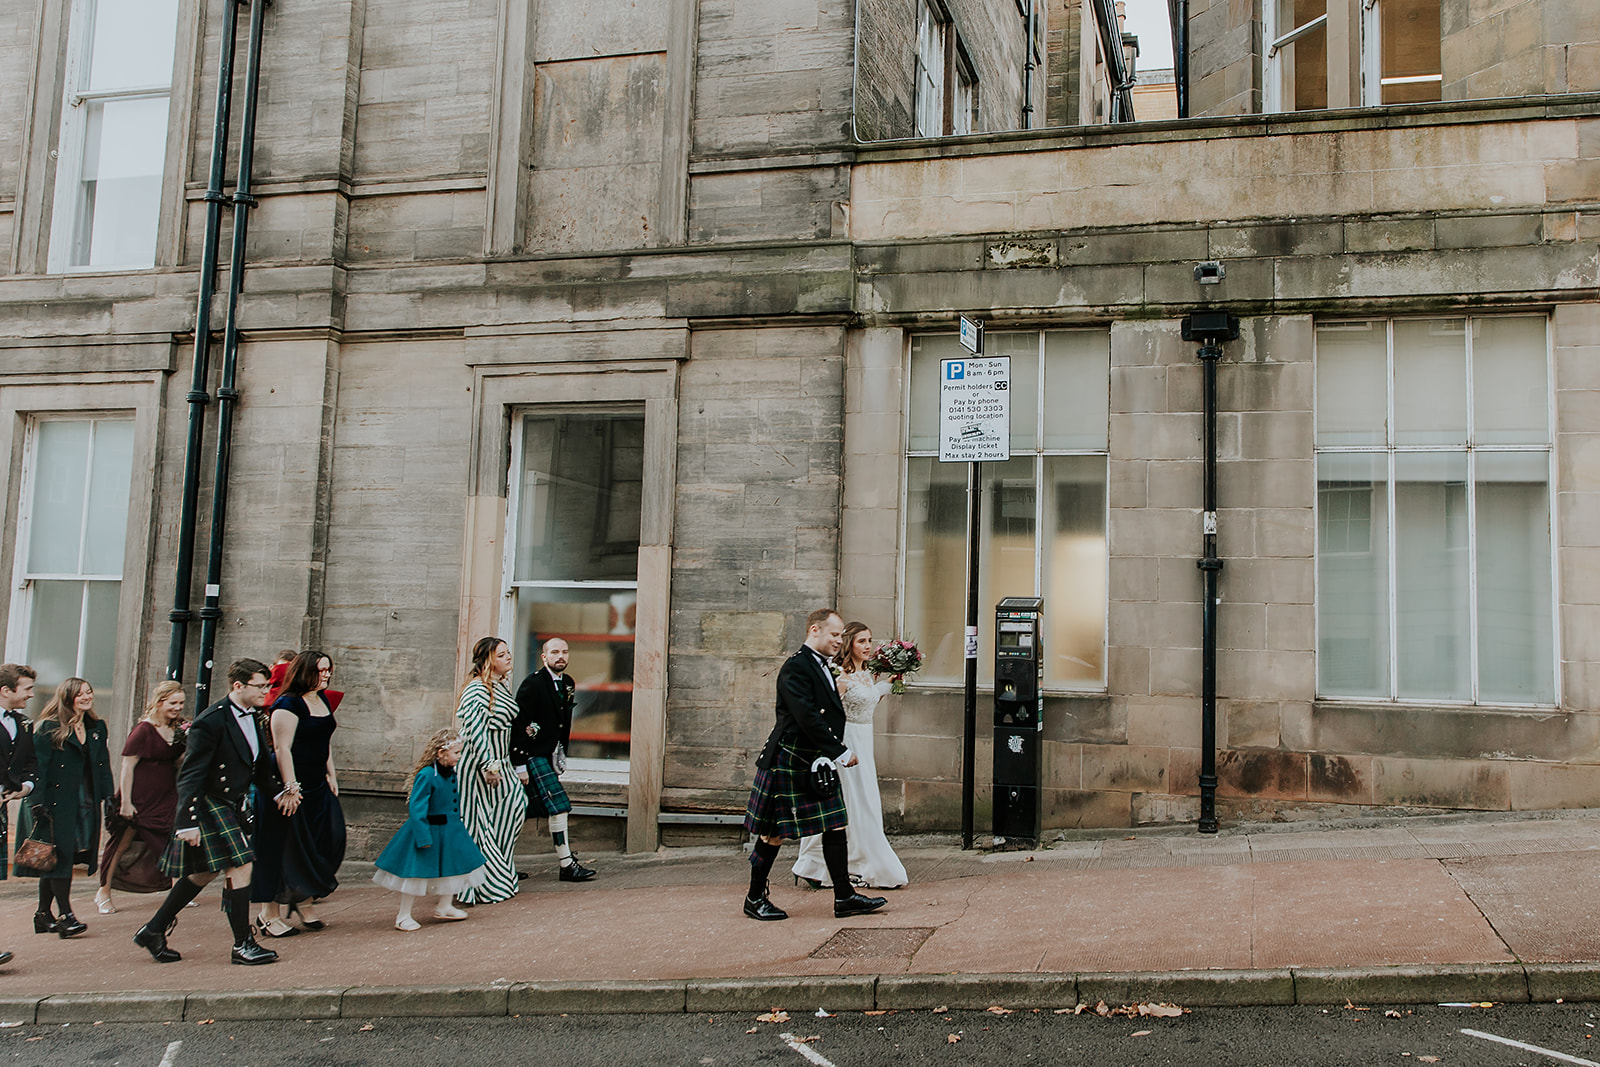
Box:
[372,728,487,929]
[252,650,346,936]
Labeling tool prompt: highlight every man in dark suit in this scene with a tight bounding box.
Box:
[133,659,287,966]
[0,663,39,970]
[512,637,595,882]
[741,608,887,921]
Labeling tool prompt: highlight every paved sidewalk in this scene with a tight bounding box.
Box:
[3,809,1600,1022]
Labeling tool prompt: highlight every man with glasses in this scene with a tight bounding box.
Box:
[134,659,287,966]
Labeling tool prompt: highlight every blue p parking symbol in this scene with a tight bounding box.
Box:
[946,362,965,380]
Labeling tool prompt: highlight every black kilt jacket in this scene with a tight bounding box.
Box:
[511,668,576,764]
[173,696,275,835]
[755,648,848,772]
[0,708,37,794]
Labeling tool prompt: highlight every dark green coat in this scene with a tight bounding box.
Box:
[16,718,115,879]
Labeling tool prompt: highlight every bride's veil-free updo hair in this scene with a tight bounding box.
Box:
[463,636,506,691]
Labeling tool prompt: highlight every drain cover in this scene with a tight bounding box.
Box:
[808,926,935,959]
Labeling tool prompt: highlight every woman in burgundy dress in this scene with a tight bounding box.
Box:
[94,681,186,914]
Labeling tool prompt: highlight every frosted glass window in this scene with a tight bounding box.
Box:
[1393,319,1466,446]
[51,0,180,271]
[14,417,134,708]
[1044,330,1111,450]
[1475,453,1553,704]
[1317,454,1389,697]
[1314,314,1554,705]
[1315,322,1386,446]
[1473,316,1549,445]
[904,328,1110,690]
[1394,453,1470,701]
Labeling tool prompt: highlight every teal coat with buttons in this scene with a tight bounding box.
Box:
[373,765,486,880]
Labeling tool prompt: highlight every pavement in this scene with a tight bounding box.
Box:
[5,808,1600,1023]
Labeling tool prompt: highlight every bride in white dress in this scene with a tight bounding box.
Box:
[792,623,908,890]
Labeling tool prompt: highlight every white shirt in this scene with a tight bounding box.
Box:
[229,698,260,760]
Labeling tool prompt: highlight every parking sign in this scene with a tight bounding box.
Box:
[938,356,1010,462]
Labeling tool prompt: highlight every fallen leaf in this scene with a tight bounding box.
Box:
[25,1037,42,1042]
[1131,1030,1152,1037]
[197,1019,215,1025]
[745,1027,758,1034]
[815,1009,835,1018]
[864,1010,889,1016]
[1054,1008,1074,1015]
[1343,1000,1370,1011]
[986,1006,1013,1015]
[946,1034,961,1044]
[1418,1058,1440,1063]
[756,1011,790,1024]
[795,1035,821,1044]
[358,1024,375,1032]
[1024,855,1034,861]
[1385,1010,1402,1018]
[1139,1003,1183,1018]
[932,1006,948,1014]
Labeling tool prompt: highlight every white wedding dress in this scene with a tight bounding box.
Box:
[792,671,908,889]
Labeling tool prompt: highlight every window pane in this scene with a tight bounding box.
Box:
[1285,0,1327,111]
[81,580,121,691]
[1475,453,1554,704]
[511,587,632,762]
[83,419,134,575]
[985,332,1038,451]
[1041,455,1106,687]
[1315,321,1387,446]
[73,96,169,268]
[1380,0,1441,105]
[26,580,85,702]
[27,421,91,575]
[1317,453,1390,697]
[85,0,179,91]
[513,414,643,582]
[1043,330,1110,450]
[1394,452,1470,700]
[907,334,962,452]
[904,456,1034,687]
[1393,318,1467,446]
[1472,316,1548,445]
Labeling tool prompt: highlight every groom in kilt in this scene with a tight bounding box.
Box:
[132,659,284,966]
[742,608,888,921]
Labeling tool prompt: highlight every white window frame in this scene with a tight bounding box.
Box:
[1264,0,1328,113]
[500,406,643,784]
[1359,0,1443,106]
[47,0,178,273]
[1312,315,1560,708]
[900,329,1111,693]
[914,0,950,137]
[3,415,131,683]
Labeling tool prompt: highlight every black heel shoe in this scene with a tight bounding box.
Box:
[287,902,324,931]
[793,876,824,890]
[33,911,56,934]
[55,913,86,938]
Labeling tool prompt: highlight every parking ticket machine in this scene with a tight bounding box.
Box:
[993,597,1044,844]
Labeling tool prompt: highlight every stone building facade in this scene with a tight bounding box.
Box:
[0,0,1596,852]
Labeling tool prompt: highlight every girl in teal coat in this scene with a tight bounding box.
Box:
[372,728,487,930]
[16,678,115,938]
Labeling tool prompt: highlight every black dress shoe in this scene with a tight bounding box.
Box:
[32,911,56,935]
[0,951,12,967]
[743,895,788,921]
[55,913,86,938]
[230,937,278,965]
[558,860,596,882]
[516,871,530,881]
[133,924,181,963]
[833,892,888,918]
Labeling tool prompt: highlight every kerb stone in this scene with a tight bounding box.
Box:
[1078,969,1295,1007]
[509,980,688,1015]
[185,988,345,1021]
[1525,963,1600,1003]
[1292,965,1529,1005]
[685,976,876,1013]
[875,973,1077,1010]
[37,991,186,1023]
[340,984,509,1018]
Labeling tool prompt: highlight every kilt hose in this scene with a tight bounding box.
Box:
[744,743,848,840]
[523,755,572,818]
[160,795,252,877]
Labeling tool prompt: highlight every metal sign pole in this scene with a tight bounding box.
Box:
[961,459,980,851]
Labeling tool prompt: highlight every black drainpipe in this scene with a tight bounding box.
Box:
[194,0,269,709]
[1090,0,1135,122]
[1022,0,1035,129]
[1169,0,1189,118]
[1182,312,1238,834]
[167,0,244,685]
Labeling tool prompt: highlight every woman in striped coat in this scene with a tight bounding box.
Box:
[453,637,524,905]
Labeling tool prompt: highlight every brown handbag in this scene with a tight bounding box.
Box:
[14,810,57,873]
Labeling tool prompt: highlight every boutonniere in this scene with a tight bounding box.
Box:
[827,662,843,679]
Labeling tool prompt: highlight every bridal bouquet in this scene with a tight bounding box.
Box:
[866,639,924,694]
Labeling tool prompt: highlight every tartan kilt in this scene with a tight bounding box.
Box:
[160,795,253,877]
[523,756,572,818]
[744,744,848,840]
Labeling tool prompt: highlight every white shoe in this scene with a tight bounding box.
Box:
[433,904,468,921]
[394,916,420,931]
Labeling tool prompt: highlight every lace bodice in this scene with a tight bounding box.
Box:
[838,670,893,724]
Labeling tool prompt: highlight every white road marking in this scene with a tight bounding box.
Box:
[779,1032,839,1067]
[156,1040,183,1067]
[1461,1028,1600,1066]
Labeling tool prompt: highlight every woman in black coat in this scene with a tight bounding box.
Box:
[16,677,115,938]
